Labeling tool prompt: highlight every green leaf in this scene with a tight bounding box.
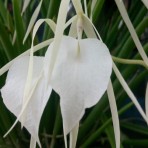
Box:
[12,0,26,52]
[101,115,116,148]
[80,103,133,147]
[0,22,15,60]
[93,0,105,23]
[0,1,14,34]
[121,122,148,136]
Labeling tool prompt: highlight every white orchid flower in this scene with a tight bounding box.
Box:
[0,0,148,148]
[44,35,112,147]
[0,1,112,147]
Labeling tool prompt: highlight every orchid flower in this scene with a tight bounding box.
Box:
[0,0,148,148]
[0,0,112,147]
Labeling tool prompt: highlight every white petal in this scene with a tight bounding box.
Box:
[45,36,112,134]
[107,80,120,148]
[1,56,52,146]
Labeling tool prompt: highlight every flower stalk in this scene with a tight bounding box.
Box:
[112,56,148,69]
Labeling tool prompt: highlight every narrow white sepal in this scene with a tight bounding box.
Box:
[32,19,56,40]
[70,123,79,148]
[145,83,148,118]
[82,15,97,38]
[84,0,88,16]
[64,133,68,148]
[23,0,43,43]
[69,16,78,38]
[83,14,102,41]
[45,0,70,80]
[30,136,36,148]
[113,62,148,124]
[65,15,77,31]
[21,0,31,15]
[22,16,57,128]
[107,80,120,148]
[141,0,148,9]
[72,0,83,14]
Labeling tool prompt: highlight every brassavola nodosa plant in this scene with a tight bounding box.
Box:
[0,0,148,148]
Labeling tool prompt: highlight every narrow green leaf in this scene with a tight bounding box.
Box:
[0,1,14,33]
[101,115,116,148]
[123,139,148,146]
[121,122,148,136]
[93,0,105,23]
[12,0,25,51]
[0,1,8,24]
[0,98,18,147]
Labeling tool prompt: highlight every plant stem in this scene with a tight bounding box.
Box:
[112,56,148,69]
